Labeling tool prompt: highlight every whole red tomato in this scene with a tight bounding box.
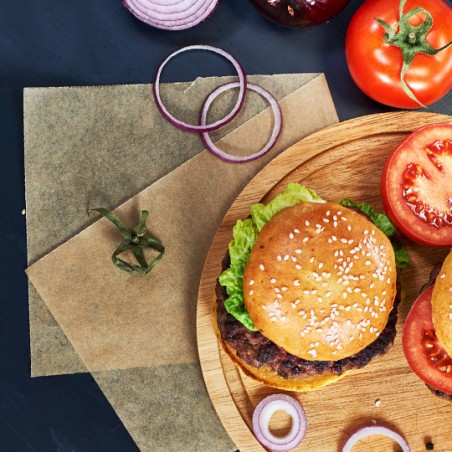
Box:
[346,0,452,108]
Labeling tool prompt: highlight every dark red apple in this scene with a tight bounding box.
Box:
[249,0,352,27]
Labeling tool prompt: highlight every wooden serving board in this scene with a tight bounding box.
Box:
[197,112,452,452]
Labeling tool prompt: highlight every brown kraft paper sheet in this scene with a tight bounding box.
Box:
[24,74,338,450]
[25,73,337,376]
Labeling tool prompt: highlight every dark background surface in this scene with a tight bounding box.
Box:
[0,0,450,450]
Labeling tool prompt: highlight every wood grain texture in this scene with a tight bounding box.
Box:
[197,112,452,451]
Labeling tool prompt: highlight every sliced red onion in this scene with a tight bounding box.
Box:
[122,0,220,31]
[342,426,410,452]
[153,45,246,133]
[252,393,307,451]
[200,81,282,163]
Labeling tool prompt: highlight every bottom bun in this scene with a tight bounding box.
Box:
[213,298,349,392]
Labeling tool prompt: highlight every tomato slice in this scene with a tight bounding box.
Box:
[381,124,452,246]
[402,285,452,395]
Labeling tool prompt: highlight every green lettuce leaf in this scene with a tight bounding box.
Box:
[250,183,324,232]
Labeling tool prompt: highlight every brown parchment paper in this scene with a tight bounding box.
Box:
[25,74,335,376]
[25,74,338,451]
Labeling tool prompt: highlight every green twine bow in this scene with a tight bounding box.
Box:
[91,208,164,276]
[375,0,452,107]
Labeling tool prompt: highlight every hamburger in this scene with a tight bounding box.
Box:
[215,183,406,391]
[403,249,452,401]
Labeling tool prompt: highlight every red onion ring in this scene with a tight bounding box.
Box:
[200,81,282,163]
[153,45,246,133]
[342,426,410,452]
[122,0,220,31]
[252,393,307,451]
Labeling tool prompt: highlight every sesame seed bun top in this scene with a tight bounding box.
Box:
[432,249,452,357]
[243,201,397,362]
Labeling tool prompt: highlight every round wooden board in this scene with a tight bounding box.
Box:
[197,112,452,451]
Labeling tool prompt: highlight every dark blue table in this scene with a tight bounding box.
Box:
[1,1,450,450]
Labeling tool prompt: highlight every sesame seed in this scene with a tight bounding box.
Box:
[277,255,282,261]
[249,290,254,296]
[260,264,265,270]
[289,233,295,239]
[305,220,310,226]
[249,279,254,286]
[295,249,302,254]
[303,237,309,243]
[296,264,302,270]
[270,278,277,283]
[294,229,300,234]
[282,286,288,291]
